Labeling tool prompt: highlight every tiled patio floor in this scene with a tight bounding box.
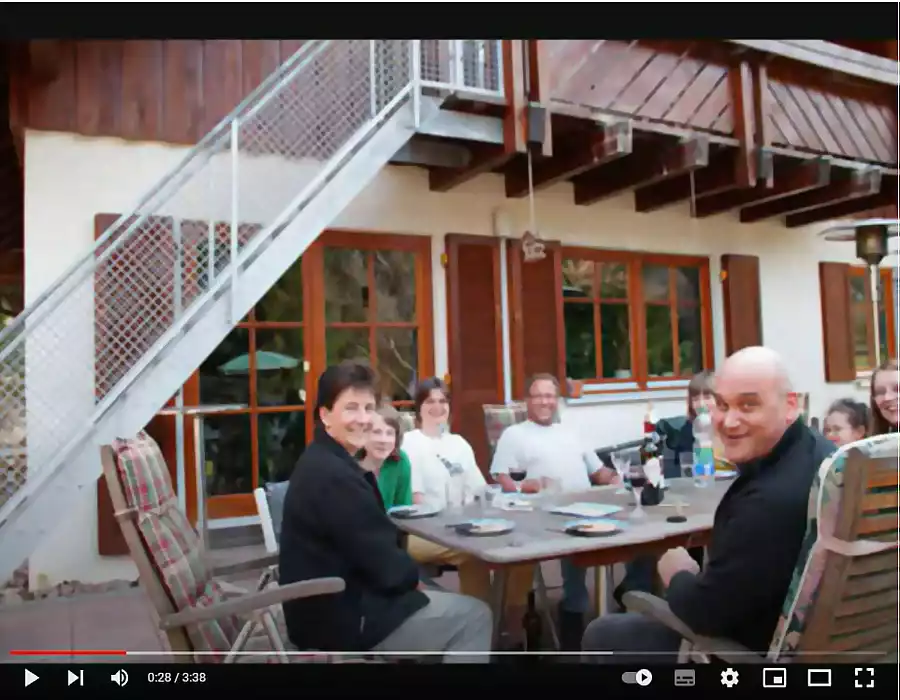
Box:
[1,553,610,664]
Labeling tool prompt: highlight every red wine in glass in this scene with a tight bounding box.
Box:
[629,475,648,490]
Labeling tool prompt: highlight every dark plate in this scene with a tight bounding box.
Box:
[563,519,623,538]
[564,525,623,538]
[388,505,440,520]
[453,519,515,537]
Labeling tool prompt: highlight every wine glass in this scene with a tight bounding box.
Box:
[610,452,630,494]
[509,467,527,493]
[628,463,647,520]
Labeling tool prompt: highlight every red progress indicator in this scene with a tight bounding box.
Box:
[11,649,127,656]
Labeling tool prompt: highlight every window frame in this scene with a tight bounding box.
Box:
[559,247,714,396]
[197,229,434,519]
[847,265,896,375]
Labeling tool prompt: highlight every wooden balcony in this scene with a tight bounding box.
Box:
[423,39,898,227]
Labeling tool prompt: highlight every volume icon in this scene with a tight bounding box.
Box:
[110,670,129,687]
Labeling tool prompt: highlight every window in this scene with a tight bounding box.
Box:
[561,250,712,391]
[848,266,896,372]
[195,230,433,517]
[323,246,421,404]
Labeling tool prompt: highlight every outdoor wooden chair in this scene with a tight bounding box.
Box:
[623,433,899,663]
[102,432,346,663]
[253,481,289,589]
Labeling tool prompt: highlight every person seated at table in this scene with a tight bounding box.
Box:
[279,362,492,661]
[582,346,834,663]
[822,398,868,448]
[490,373,618,651]
[358,404,413,510]
[402,377,534,644]
[613,372,714,607]
[869,358,899,436]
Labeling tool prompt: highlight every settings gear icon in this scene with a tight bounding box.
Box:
[720,668,740,688]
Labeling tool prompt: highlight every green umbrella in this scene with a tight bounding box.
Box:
[218,351,300,375]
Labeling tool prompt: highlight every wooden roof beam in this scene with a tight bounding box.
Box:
[505,120,632,198]
[634,149,745,213]
[785,175,897,228]
[573,135,709,207]
[428,40,528,192]
[428,143,515,192]
[694,155,829,218]
[739,168,882,224]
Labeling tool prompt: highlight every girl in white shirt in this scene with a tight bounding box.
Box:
[402,379,532,632]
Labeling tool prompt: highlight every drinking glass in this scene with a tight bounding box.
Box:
[445,477,466,512]
[483,484,503,511]
[540,476,563,509]
[679,452,695,481]
[610,453,631,494]
[628,463,647,520]
[509,467,527,493]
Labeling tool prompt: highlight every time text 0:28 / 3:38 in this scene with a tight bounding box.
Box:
[146,672,208,684]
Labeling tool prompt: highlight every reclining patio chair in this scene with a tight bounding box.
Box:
[102,432,346,663]
[253,481,289,589]
[623,433,899,663]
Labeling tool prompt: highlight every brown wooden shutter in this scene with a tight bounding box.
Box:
[507,239,566,398]
[445,234,503,473]
[721,254,763,355]
[819,262,856,382]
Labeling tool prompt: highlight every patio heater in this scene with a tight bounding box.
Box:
[818,217,900,366]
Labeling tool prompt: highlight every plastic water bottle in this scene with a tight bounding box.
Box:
[692,405,715,488]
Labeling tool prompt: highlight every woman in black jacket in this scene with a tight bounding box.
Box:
[278,361,492,661]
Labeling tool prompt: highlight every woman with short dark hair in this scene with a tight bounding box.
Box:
[279,362,492,661]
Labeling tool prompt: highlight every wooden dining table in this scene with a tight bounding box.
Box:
[392,476,732,648]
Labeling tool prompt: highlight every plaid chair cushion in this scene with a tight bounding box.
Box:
[483,403,528,454]
[112,431,242,660]
[767,434,898,659]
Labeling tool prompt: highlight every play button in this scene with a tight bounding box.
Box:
[636,669,653,687]
[24,669,39,687]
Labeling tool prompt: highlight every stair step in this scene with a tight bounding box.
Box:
[208,524,264,550]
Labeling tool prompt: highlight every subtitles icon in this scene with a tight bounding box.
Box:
[674,669,695,687]
[763,668,787,688]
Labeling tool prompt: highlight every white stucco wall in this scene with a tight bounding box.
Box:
[22,130,893,586]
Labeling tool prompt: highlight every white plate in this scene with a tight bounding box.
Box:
[388,504,440,519]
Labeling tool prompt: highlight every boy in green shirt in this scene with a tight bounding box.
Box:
[358,405,412,510]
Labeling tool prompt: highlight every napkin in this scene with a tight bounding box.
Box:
[550,502,622,518]
[644,457,663,488]
[499,497,534,511]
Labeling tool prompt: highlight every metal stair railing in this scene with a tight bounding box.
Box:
[0,40,426,520]
[0,39,505,583]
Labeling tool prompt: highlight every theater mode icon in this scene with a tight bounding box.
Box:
[763,668,787,688]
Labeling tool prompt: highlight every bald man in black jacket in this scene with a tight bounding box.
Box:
[583,347,835,661]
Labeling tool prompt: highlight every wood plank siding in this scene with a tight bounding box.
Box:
[546,40,735,136]
[10,40,307,145]
[765,69,897,165]
[541,40,898,166]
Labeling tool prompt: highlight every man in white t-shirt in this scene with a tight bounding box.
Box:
[490,373,617,650]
